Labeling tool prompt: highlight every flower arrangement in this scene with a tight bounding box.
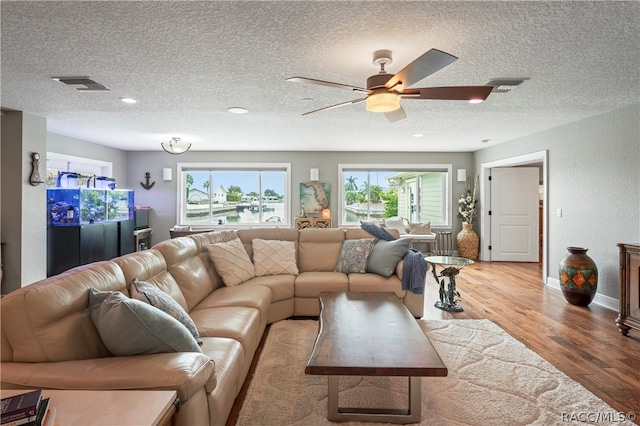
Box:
[457,175,478,225]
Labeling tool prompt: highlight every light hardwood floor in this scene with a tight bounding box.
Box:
[228,262,640,425]
[423,261,640,419]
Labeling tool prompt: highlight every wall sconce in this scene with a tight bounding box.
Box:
[457,169,467,182]
[29,152,44,186]
[310,168,319,181]
[162,168,173,181]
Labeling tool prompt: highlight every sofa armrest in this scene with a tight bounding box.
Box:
[395,259,404,280]
[0,352,215,402]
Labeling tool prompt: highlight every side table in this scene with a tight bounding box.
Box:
[424,256,474,312]
[294,217,331,229]
[0,389,179,426]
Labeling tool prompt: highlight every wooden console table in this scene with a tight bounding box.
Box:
[294,217,331,229]
[617,243,640,336]
[0,389,178,426]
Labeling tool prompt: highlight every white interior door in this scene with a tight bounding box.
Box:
[490,167,539,261]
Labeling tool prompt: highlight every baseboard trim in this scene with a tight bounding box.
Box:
[546,277,619,311]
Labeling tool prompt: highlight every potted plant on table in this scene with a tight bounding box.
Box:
[457,175,479,260]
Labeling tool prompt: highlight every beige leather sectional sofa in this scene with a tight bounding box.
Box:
[1,227,425,426]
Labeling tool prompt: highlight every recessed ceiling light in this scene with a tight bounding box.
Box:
[228,107,248,114]
[413,134,424,138]
[468,99,484,104]
[119,97,138,104]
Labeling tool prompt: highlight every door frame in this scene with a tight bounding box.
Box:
[479,150,548,284]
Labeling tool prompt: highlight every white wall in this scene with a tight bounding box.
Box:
[1,111,48,293]
[474,103,640,302]
[47,133,129,185]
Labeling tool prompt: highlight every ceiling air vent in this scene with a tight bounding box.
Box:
[52,76,110,92]
[486,78,528,93]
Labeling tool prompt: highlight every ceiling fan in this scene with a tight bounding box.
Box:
[287,49,493,122]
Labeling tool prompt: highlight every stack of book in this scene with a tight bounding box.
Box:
[0,390,55,426]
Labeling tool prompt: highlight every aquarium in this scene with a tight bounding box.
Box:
[107,189,134,221]
[47,188,134,225]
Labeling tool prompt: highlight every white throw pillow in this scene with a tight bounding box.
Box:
[252,239,299,276]
[384,217,407,234]
[206,238,255,286]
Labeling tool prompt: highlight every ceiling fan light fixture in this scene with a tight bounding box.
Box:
[366,91,400,113]
[161,137,191,155]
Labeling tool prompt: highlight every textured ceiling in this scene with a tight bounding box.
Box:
[1,1,639,152]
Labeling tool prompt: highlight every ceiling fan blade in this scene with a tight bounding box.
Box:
[301,98,367,116]
[384,106,406,122]
[287,77,369,93]
[385,49,458,92]
[402,86,493,101]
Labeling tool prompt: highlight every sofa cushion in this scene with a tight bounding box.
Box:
[130,279,201,342]
[366,238,411,277]
[252,239,299,276]
[88,288,202,356]
[348,273,405,298]
[298,228,345,272]
[294,272,349,297]
[206,239,255,286]
[334,238,375,273]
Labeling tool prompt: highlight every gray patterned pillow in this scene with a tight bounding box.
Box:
[334,238,375,274]
[131,280,201,344]
[88,288,202,356]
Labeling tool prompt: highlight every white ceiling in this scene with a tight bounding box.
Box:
[1,1,638,153]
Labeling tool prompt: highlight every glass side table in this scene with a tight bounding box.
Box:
[424,256,475,312]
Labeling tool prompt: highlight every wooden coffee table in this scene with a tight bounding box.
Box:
[305,292,447,424]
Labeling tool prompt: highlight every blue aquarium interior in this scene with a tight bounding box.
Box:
[47,188,134,225]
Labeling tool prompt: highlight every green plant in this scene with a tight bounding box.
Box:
[381,189,398,218]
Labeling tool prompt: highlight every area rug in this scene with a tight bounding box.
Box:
[236,319,633,425]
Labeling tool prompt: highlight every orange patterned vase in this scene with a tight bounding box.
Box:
[558,247,598,306]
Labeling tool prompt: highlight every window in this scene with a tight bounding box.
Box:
[177,163,291,227]
[339,164,452,227]
[46,152,113,187]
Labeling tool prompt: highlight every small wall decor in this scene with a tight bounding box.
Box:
[300,182,330,215]
[140,172,155,190]
[29,152,45,186]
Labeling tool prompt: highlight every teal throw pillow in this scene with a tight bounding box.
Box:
[131,279,202,344]
[334,238,375,274]
[88,288,202,356]
[366,238,411,277]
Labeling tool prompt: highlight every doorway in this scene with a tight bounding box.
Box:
[479,151,548,284]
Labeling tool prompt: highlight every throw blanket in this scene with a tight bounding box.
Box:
[360,222,426,294]
[401,249,427,294]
